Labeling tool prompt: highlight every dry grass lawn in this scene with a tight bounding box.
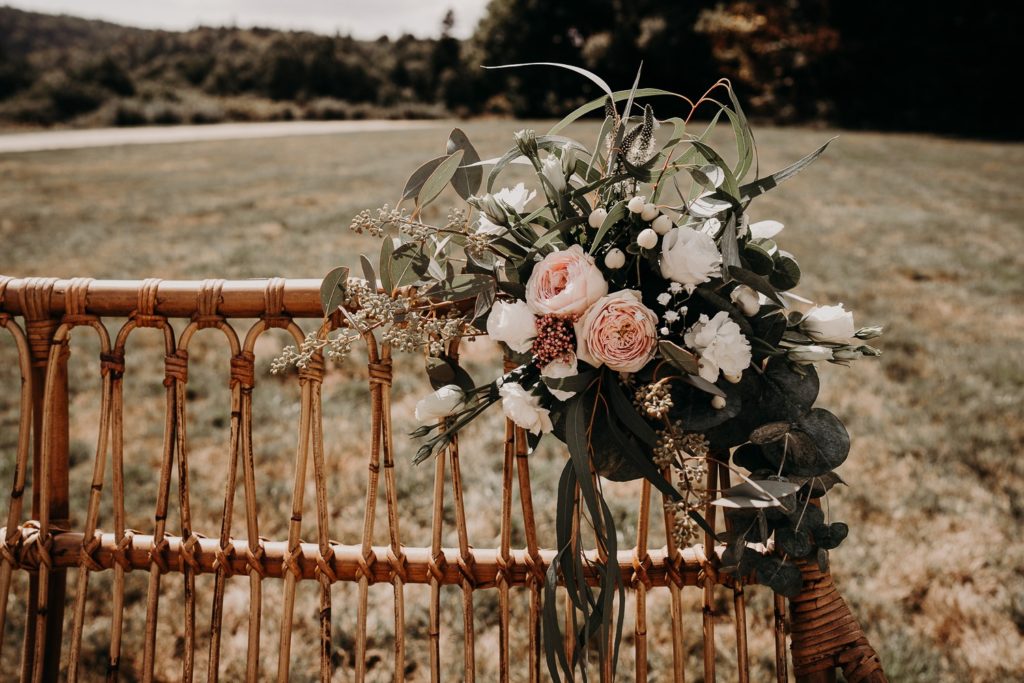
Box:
[0,120,1022,681]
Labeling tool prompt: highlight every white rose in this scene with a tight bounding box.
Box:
[477,183,537,235]
[684,311,752,383]
[414,385,464,423]
[541,156,567,193]
[789,345,834,364]
[730,285,760,316]
[541,356,579,401]
[499,382,553,435]
[660,226,722,290]
[802,304,855,342]
[486,299,538,353]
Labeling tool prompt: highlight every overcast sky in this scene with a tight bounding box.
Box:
[5,0,490,39]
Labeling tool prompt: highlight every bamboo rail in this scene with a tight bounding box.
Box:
[0,275,886,682]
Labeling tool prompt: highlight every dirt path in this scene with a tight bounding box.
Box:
[0,119,443,154]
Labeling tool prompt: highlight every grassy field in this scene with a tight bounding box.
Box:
[0,120,1022,681]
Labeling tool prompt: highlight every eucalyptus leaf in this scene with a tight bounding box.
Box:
[658,340,699,374]
[589,199,627,254]
[446,128,482,199]
[418,150,464,207]
[401,155,447,202]
[378,236,396,292]
[359,253,376,288]
[319,266,349,315]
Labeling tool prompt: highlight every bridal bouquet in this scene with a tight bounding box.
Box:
[290,63,882,678]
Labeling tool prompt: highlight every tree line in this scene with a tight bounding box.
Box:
[0,2,1015,138]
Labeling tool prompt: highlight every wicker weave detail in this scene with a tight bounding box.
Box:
[789,558,888,682]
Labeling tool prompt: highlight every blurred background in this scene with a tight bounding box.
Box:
[0,0,1019,138]
[0,2,1022,682]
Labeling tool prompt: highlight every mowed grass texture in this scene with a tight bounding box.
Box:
[1,121,1022,681]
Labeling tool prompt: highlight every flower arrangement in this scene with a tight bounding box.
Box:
[281,63,882,679]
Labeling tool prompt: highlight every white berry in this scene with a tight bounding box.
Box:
[588,208,608,229]
[627,195,646,213]
[652,214,673,235]
[640,203,659,221]
[604,248,626,269]
[711,395,727,410]
[724,371,742,384]
[636,228,658,249]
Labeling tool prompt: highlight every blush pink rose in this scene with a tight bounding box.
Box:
[575,290,659,373]
[525,245,608,317]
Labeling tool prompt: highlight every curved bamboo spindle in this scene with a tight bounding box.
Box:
[633,479,653,681]
[106,293,178,682]
[352,335,406,682]
[660,466,686,683]
[512,417,543,683]
[717,459,750,683]
[171,279,238,682]
[496,361,517,683]
[30,279,114,683]
[701,451,722,683]
[0,276,33,664]
[133,279,183,683]
[427,404,446,682]
[275,331,329,681]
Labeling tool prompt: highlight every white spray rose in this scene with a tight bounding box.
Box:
[499,382,553,435]
[414,385,464,423]
[789,345,834,364]
[477,183,537,235]
[802,304,855,342]
[660,226,722,290]
[684,311,752,383]
[541,356,579,401]
[486,299,538,353]
[730,285,761,316]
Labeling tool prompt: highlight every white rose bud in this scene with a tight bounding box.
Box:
[640,203,659,221]
[627,195,646,213]
[855,325,884,340]
[541,155,567,193]
[802,304,855,342]
[486,299,537,353]
[789,345,834,364]
[652,214,673,235]
[730,285,761,316]
[604,248,626,269]
[636,228,658,250]
[414,385,464,423]
[711,395,727,410]
[588,207,608,229]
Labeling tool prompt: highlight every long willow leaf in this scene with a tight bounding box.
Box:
[548,88,689,135]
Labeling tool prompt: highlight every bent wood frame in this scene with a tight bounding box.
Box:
[0,275,886,682]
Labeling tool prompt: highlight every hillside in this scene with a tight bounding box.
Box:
[0,6,452,127]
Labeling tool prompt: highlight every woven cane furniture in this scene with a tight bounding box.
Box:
[0,275,885,682]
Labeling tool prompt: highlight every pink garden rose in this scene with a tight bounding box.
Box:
[525,245,608,317]
[575,290,659,373]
